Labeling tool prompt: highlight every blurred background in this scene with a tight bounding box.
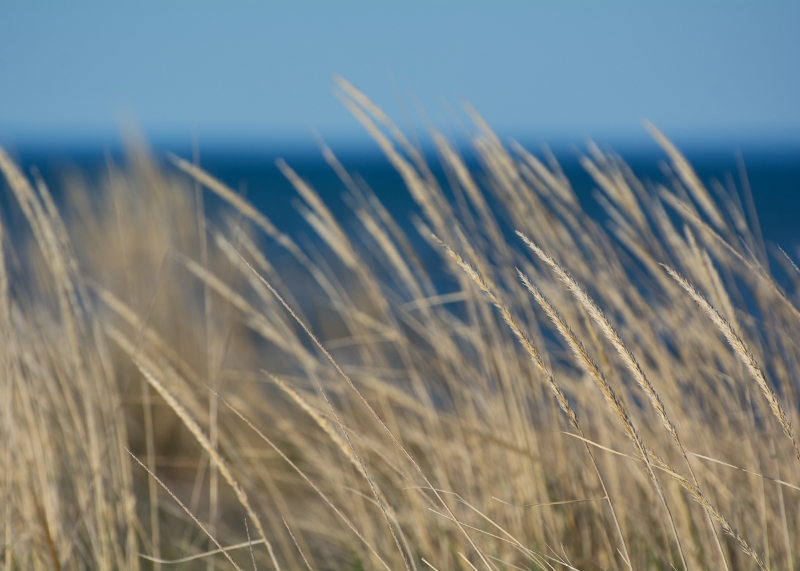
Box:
[1,0,798,246]
[2,4,800,568]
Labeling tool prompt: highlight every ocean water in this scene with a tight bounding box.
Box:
[7,144,800,266]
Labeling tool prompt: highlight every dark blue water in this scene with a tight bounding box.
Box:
[6,143,800,259]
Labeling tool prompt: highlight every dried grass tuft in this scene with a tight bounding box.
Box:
[1,82,799,570]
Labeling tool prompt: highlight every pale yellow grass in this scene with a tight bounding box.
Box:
[1,83,799,571]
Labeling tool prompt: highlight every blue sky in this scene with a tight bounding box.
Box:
[0,1,798,150]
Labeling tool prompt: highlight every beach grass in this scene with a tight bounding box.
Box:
[1,81,799,570]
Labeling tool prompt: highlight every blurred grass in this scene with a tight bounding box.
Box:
[1,79,799,570]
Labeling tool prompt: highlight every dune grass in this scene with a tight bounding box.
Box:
[1,80,799,570]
